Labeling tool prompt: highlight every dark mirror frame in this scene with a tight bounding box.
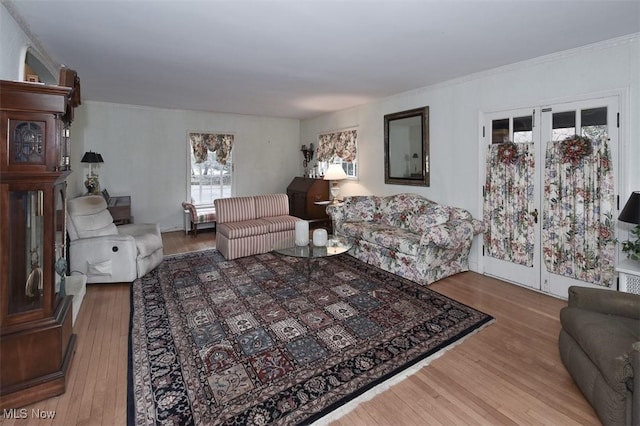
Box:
[384,106,430,186]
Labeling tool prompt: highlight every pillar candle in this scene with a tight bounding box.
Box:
[313,228,328,247]
[295,220,309,246]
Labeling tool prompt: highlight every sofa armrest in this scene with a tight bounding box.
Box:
[419,219,474,249]
[69,233,137,253]
[632,342,640,425]
[567,286,640,320]
[118,223,163,257]
[326,203,347,231]
[633,342,640,426]
[470,218,485,235]
[68,234,137,278]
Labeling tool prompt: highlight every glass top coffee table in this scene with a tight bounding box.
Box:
[273,236,352,277]
[273,235,351,258]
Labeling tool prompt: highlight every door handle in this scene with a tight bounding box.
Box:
[531,209,538,224]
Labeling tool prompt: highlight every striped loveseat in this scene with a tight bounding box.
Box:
[214,194,300,260]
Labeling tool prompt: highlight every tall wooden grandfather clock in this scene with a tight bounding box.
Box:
[0,72,80,409]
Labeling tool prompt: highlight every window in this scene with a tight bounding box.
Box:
[491,115,533,144]
[187,132,233,206]
[316,128,357,178]
[552,107,608,141]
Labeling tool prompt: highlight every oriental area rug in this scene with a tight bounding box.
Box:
[128,249,493,425]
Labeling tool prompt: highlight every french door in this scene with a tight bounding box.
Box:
[482,96,619,297]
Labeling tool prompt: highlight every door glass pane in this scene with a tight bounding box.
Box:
[552,111,575,141]
[581,107,608,139]
[491,118,509,144]
[513,116,533,143]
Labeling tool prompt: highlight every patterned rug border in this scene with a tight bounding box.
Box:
[127,249,494,425]
[312,318,494,424]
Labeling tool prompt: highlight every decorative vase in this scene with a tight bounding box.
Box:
[295,220,309,246]
[313,228,328,247]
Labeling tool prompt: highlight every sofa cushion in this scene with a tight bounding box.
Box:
[341,222,367,239]
[560,307,638,392]
[358,223,421,256]
[215,196,257,224]
[378,193,449,231]
[217,219,270,239]
[343,196,380,222]
[254,194,289,218]
[407,203,451,233]
[261,215,299,233]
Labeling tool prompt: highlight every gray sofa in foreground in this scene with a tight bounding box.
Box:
[559,286,640,426]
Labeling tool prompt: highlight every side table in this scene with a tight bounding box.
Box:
[617,259,640,294]
[107,195,132,225]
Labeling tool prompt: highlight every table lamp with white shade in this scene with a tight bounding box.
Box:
[324,164,348,204]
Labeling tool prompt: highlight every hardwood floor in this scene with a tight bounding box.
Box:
[2,230,599,425]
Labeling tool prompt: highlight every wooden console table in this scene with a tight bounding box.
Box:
[107,195,131,225]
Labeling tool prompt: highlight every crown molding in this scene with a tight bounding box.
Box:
[2,0,60,74]
[391,33,640,100]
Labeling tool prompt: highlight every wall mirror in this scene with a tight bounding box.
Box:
[384,106,429,186]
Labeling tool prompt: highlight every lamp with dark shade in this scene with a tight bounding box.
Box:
[619,191,640,261]
[619,191,640,225]
[81,151,104,194]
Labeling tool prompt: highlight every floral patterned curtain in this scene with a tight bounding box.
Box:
[484,142,536,267]
[189,132,234,165]
[543,135,615,287]
[316,128,357,162]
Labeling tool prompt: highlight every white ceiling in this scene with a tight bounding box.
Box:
[6,0,639,120]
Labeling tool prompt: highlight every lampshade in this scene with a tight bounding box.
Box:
[619,191,640,225]
[412,153,419,159]
[81,151,104,163]
[323,164,348,181]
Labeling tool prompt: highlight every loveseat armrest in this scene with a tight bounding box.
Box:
[419,219,474,250]
[568,286,640,320]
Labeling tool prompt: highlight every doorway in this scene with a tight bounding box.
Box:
[482,96,619,297]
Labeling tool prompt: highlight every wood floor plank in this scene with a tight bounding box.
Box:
[5,230,600,425]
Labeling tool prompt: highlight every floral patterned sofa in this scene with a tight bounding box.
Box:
[326,193,484,285]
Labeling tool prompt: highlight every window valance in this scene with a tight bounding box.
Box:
[316,128,357,162]
[189,132,234,165]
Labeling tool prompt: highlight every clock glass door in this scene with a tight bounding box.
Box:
[8,190,45,315]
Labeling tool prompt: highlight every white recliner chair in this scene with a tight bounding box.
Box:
[67,195,163,283]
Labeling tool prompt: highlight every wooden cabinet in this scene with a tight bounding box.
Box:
[0,80,78,409]
[286,177,331,229]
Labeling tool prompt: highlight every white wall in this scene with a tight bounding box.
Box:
[0,3,58,81]
[72,102,300,231]
[0,4,30,80]
[300,34,640,271]
[1,2,302,232]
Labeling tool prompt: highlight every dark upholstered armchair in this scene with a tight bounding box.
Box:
[559,286,640,426]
